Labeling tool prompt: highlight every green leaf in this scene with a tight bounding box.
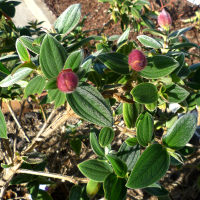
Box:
[10,173,36,185]
[0,62,10,75]
[40,34,67,79]
[90,129,105,157]
[171,42,199,50]
[117,27,130,46]
[145,101,157,112]
[69,138,82,155]
[37,190,53,200]
[136,112,154,146]
[117,142,140,171]
[103,173,127,200]
[97,53,129,74]
[66,83,113,127]
[78,159,113,182]
[16,39,30,62]
[162,113,197,149]
[0,54,19,63]
[164,84,189,103]
[77,58,92,80]
[54,4,81,34]
[45,78,57,90]
[137,35,162,49]
[139,56,179,79]
[27,181,39,199]
[66,36,103,52]
[69,185,82,200]
[48,89,66,108]
[126,144,170,189]
[144,183,169,197]
[123,102,140,129]
[0,109,7,139]
[168,27,192,39]
[24,76,46,98]
[131,83,158,104]
[106,154,127,177]
[64,49,84,71]
[99,127,115,147]
[125,137,138,146]
[19,36,40,54]
[0,67,32,87]
[86,180,101,199]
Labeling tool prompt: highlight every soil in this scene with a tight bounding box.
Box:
[1,0,200,200]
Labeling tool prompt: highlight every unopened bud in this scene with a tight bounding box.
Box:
[158,9,172,31]
[57,69,78,93]
[128,49,147,72]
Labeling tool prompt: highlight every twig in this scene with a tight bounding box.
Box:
[16,169,88,184]
[7,101,30,143]
[2,139,13,163]
[0,161,22,198]
[35,108,57,140]
[116,125,136,137]
[36,97,47,122]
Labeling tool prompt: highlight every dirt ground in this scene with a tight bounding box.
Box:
[1,0,200,199]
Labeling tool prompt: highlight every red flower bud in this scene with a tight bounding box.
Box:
[128,50,147,72]
[57,69,78,93]
[158,9,172,31]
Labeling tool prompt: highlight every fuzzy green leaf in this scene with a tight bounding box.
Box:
[137,35,162,49]
[99,127,115,147]
[66,83,113,127]
[139,56,179,79]
[24,75,46,98]
[40,34,67,79]
[162,113,197,149]
[126,144,170,189]
[97,53,129,74]
[103,173,127,200]
[131,83,158,104]
[64,49,84,71]
[0,109,7,139]
[106,154,127,177]
[54,4,81,34]
[78,159,113,182]
[136,112,154,147]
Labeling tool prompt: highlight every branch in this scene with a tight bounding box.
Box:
[17,169,88,185]
[7,101,30,143]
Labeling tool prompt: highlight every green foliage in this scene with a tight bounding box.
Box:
[126,144,170,189]
[0,108,7,138]
[78,159,113,182]
[54,4,81,34]
[66,83,113,127]
[103,173,127,200]
[24,75,45,98]
[136,112,154,147]
[139,56,179,79]
[162,113,197,149]
[131,82,158,104]
[0,2,199,199]
[123,102,140,128]
[40,34,66,79]
[97,53,129,74]
[99,127,115,147]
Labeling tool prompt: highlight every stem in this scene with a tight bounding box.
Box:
[35,97,47,122]
[7,101,30,143]
[16,169,88,184]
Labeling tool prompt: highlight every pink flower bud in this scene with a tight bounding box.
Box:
[158,9,172,31]
[128,50,147,72]
[57,69,78,93]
